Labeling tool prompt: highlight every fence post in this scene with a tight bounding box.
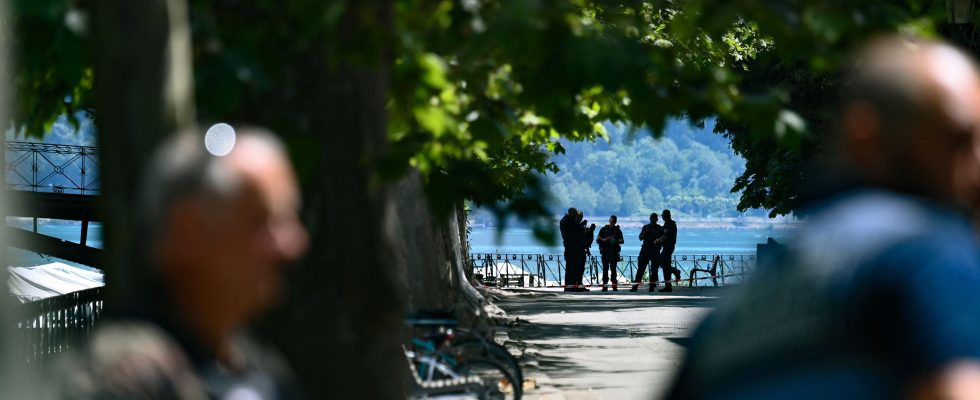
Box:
[558,256,563,287]
[720,255,726,286]
[628,256,635,285]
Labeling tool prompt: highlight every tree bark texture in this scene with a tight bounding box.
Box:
[92,0,195,312]
[387,172,468,312]
[257,2,408,398]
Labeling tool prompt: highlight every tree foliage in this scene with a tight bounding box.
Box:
[622,185,643,214]
[686,1,944,215]
[8,0,92,137]
[9,0,954,232]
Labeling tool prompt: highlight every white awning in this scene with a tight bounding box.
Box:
[8,262,104,302]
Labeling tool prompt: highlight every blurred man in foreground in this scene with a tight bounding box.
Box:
[664,36,980,400]
[59,127,308,399]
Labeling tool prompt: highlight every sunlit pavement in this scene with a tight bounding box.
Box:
[491,287,727,400]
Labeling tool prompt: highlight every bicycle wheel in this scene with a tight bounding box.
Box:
[450,340,523,386]
[457,357,521,400]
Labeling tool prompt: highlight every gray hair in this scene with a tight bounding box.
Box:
[138,126,287,244]
[841,36,980,135]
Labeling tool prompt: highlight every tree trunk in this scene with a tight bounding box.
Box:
[456,204,476,283]
[91,0,195,312]
[258,2,407,398]
[386,172,457,311]
[386,174,484,317]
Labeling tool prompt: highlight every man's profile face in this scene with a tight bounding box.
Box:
[188,139,308,322]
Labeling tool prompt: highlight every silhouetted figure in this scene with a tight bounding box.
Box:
[657,209,680,292]
[560,208,585,292]
[570,212,596,292]
[559,207,579,249]
[630,213,664,292]
[597,215,625,291]
[664,37,980,400]
[56,128,309,399]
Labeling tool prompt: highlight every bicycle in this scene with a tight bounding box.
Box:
[405,311,523,400]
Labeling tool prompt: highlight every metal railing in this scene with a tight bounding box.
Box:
[5,141,100,194]
[470,253,755,288]
[15,287,104,368]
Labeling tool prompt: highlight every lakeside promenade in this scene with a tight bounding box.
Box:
[491,287,725,399]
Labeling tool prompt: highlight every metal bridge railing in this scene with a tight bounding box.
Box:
[15,287,104,369]
[5,141,100,194]
[470,253,755,288]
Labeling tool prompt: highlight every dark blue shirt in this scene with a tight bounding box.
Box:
[664,189,980,400]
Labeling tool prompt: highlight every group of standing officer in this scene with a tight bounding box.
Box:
[560,208,680,292]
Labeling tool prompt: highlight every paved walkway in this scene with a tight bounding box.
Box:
[492,287,726,400]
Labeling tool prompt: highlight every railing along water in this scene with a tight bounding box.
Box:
[5,141,101,194]
[15,287,104,368]
[470,253,755,288]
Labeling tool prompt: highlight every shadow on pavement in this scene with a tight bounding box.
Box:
[498,297,721,316]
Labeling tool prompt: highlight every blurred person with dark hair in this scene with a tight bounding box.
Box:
[656,209,680,292]
[631,212,665,292]
[663,36,980,400]
[57,127,308,399]
[597,215,625,291]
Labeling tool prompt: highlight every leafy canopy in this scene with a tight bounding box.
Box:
[9,0,950,237]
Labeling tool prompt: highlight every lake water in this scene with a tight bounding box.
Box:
[5,220,103,270]
[469,226,793,256]
[5,221,787,269]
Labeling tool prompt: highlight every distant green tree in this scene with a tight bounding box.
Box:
[596,182,622,215]
[569,181,598,215]
[643,186,665,213]
[622,186,645,216]
[549,181,572,209]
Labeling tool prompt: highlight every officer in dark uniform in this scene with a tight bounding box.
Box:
[631,212,664,292]
[572,212,596,291]
[560,208,583,292]
[597,215,625,291]
[658,209,680,292]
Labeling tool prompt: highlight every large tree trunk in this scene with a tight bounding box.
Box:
[91,0,194,312]
[258,2,407,398]
[387,173,485,319]
[386,172,458,312]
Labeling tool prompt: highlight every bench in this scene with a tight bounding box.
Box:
[689,255,721,287]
